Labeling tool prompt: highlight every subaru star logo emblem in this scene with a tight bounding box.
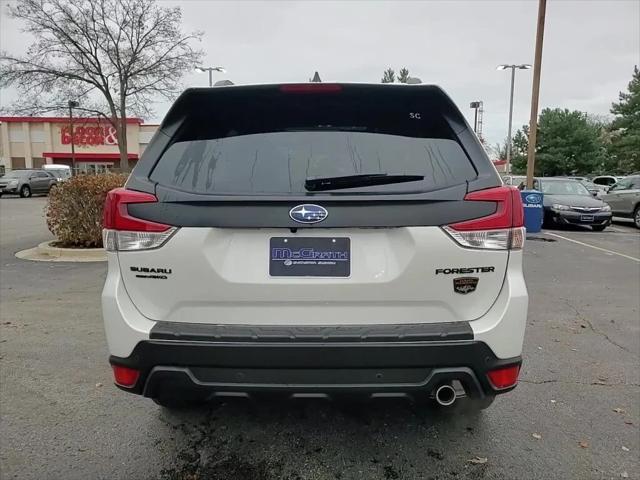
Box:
[289,204,328,224]
[525,193,542,204]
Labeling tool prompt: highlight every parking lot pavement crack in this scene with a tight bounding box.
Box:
[562,298,636,357]
[521,379,640,388]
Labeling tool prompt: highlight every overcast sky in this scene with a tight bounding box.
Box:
[1,0,639,149]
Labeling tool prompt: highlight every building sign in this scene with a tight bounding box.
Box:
[60,125,118,147]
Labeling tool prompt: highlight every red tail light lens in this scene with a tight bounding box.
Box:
[103,188,176,252]
[487,364,520,390]
[112,364,140,388]
[279,83,342,93]
[103,188,170,232]
[449,186,524,231]
[443,186,525,250]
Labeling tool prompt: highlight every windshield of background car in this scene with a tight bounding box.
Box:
[541,180,591,196]
[47,169,70,178]
[610,176,640,191]
[150,91,478,195]
[2,171,31,179]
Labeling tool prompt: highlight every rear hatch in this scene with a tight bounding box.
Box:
[107,84,520,325]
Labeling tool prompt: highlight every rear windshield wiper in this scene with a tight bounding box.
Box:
[304,173,425,192]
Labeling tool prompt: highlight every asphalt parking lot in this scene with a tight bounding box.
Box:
[1,196,639,480]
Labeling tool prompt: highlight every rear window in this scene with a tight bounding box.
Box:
[150,89,477,195]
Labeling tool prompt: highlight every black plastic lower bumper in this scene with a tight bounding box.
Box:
[110,322,521,400]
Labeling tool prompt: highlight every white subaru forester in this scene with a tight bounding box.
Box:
[102,83,527,410]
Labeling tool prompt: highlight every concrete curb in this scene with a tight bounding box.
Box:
[16,241,106,262]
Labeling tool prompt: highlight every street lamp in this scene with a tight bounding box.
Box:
[497,64,531,174]
[469,101,483,134]
[68,100,79,175]
[195,66,226,87]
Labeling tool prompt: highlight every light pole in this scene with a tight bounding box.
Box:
[195,66,226,87]
[68,100,79,175]
[497,64,531,174]
[469,101,483,134]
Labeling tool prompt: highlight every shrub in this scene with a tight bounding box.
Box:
[45,173,128,248]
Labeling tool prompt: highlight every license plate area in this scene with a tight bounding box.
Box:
[270,237,350,277]
[581,214,595,222]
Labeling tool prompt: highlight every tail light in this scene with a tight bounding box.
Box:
[443,186,525,250]
[112,364,140,388]
[487,364,520,390]
[102,188,176,252]
[279,83,342,93]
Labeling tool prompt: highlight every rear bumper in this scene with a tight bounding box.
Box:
[102,250,527,400]
[110,325,521,399]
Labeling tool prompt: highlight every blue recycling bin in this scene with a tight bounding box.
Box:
[520,190,544,233]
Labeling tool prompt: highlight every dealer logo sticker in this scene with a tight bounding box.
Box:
[453,277,479,294]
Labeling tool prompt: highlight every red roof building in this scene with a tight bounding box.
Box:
[0,116,158,173]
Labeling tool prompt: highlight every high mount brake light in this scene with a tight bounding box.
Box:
[443,186,525,250]
[102,188,176,252]
[279,83,342,93]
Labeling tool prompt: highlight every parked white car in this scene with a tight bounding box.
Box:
[43,164,71,182]
[101,83,528,410]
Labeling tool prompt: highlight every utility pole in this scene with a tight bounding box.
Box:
[526,0,547,189]
[68,100,79,175]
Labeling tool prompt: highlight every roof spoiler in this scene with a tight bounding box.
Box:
[158,83,467,137]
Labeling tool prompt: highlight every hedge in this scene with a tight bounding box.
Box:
[45,173,128,248]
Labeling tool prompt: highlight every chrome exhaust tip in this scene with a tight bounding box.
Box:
[434,384,457,406]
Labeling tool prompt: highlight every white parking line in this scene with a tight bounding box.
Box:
[545,232,640,262]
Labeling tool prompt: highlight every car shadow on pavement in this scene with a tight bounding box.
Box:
[152,397,488,480]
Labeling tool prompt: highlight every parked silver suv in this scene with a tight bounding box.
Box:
[0,169,57,198]
[602,175,640,228]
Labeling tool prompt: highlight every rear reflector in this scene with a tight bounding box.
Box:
[443,186,525,250]
[279,83,342,93]
[487,365,520,390]
[112,364,140,388]
[103,188,176,252]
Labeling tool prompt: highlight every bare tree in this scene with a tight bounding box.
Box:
[0,0,203,171]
